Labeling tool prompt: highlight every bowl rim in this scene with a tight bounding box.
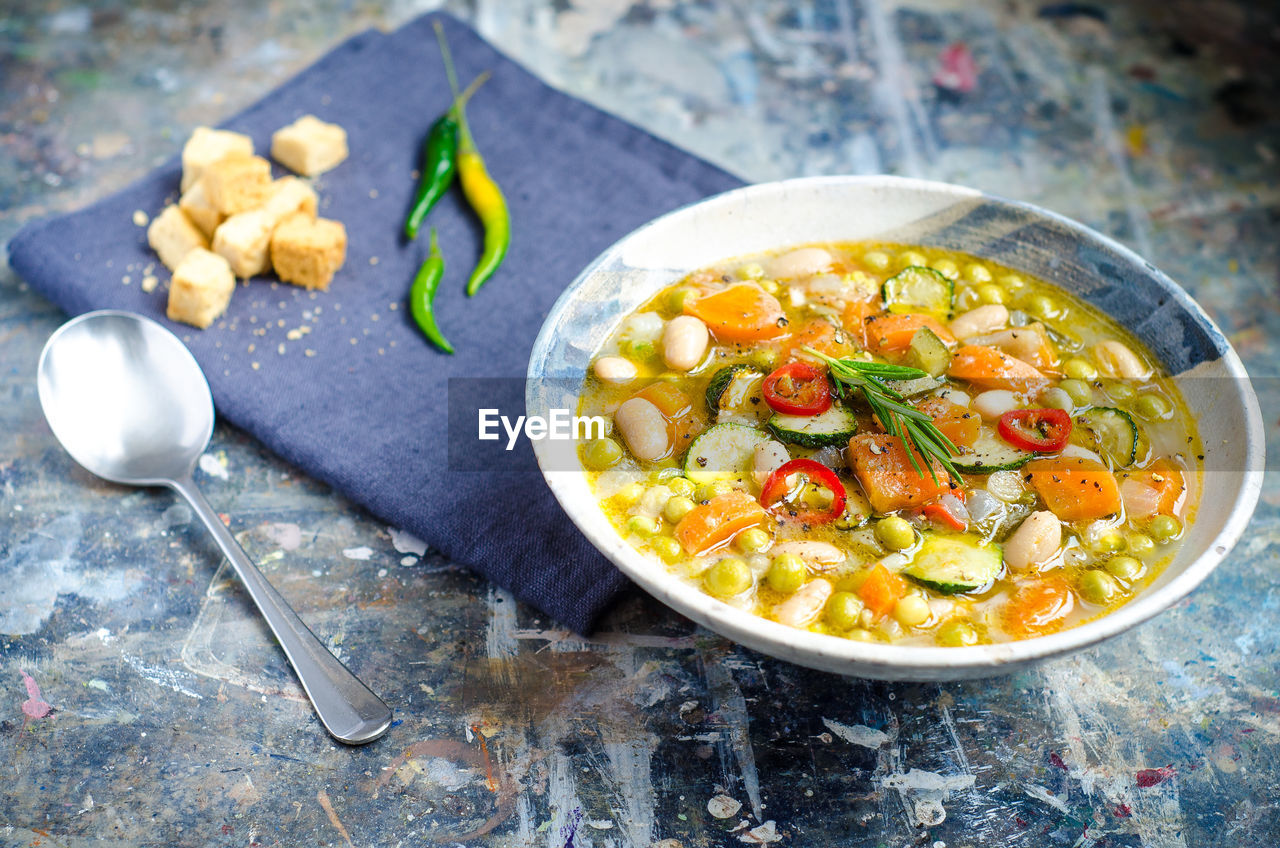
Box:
[528,174,1266,675]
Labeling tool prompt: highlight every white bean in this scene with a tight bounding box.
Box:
[752,440,790,487]
[662,315,709,371]
[593,356,637,385]
[1093,340,1151,380]
[973,389,1020,420]
[935,387,971,408]
[768,247,832,279]
[1003,510,1062,572]
[613,398,669,462]
[949,304,1009,340]
[770,541,846,571]
[772,578,834,627]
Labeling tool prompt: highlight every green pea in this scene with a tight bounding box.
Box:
[875,515,915,551]
[663,496,696,523]
[758,279,780,294]
[751,347,779,370]
[935,619,979,647]
[584,438,623,470]
[627,516,659,537]
[893,594,931,627]
[620,338,656,360]
[735,527,772,554]
[899,250,928,269]
[738,262,765,280]
[766,554,808,594]
[965,263,993,283]
[1060,378,1094,407]
[1091,530,1126,554]
[825,592,866,630]
[650,536,682,562]
[1149,514,1182,542]
[666,477,695,498]
[931,259,960,280]
[1125,533,1156,557]
[1041,388,1073,412]
[615,483,643,505]
[1000,273,1027,291]
[1025,294,1057,320]
[1106,381,1135,402]
[704,557,752,597]
[977,283,1006,305]
[1063,357,1097,381]
[1078,569,1121,605]
[695,481,733,503]
[845,628,879,643]
[1135,393,1172,420]
[1105,555,1144,581]
[862,250,891,271]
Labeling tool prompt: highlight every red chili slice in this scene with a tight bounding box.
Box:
[761,361,832,416]
[998,407,1072,452]
[759,459,846,525]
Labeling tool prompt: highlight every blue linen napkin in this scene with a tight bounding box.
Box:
[7,12,743,634]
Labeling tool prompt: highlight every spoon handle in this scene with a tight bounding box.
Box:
[173,476,393,745]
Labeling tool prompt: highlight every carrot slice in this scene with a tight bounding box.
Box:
[1025,456,1123,521]
[865,313,956,354]
[841,299,879,348]
[631,382,702,455]
[674,491,768,556]
[1119,458,1187,519]
[1002,577,1073,638]
[858,563,907,618]
[948,344,1050,394]
[913,396,980,448]
[847,433,956,514]
[685,284,787,342]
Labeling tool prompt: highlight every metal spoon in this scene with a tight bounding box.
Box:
[36,310,392,745]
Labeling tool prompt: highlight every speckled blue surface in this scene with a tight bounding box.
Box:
[2,1,1279,846]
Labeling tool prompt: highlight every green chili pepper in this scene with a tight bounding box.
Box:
[435,22,510,297]
[403,73,489,241]
[409,229,453,354]
[403,114,457,241]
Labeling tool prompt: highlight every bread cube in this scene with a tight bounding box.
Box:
[212,210,273,278]
[178,178,223,239]
[147,204,209,271]
[271,115,348,176]
[202,154,272,216]
[270,212,347,290]
[262,176,318,225]
[167,248,235,329]
[181,126,253,192]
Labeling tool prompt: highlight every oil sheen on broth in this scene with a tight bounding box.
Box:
[578,242,1199,647]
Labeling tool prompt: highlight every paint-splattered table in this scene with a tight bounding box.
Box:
[3,2,1278,845]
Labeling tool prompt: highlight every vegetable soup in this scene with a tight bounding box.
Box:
[578,243,1199,647]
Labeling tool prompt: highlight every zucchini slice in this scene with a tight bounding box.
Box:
[883,375,944,398]
[1074,406,1139,468]
[902,534,1003,594]
[683,423,771,484]
[882,266,954,319]
[767,405,858,449]
[704,364,762,415]
[952,427,1035,474]
[903,327,952,377]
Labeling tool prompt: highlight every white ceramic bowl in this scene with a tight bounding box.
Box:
[527,175,1264,680]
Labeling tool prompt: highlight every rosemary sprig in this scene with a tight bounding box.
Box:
[803,347,960,483]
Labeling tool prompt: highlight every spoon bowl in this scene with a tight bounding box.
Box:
[38,310,393,744]
[38,310,213,486]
